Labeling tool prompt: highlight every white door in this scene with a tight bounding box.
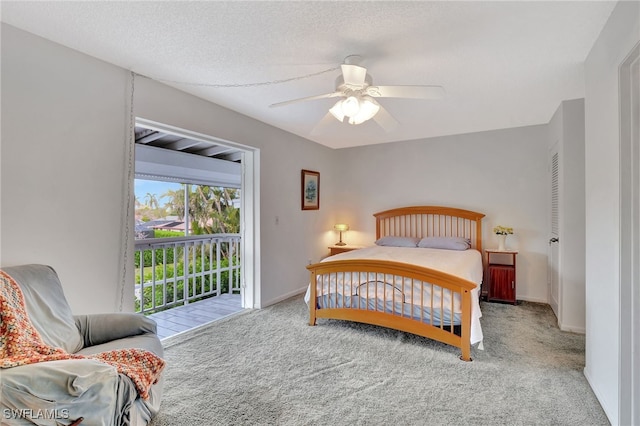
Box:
[548,145,560,319]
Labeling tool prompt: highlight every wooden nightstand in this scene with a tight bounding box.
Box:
[328,245,365,256]
[485,250,518,305]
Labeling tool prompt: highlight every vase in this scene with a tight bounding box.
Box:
[497,234,506,251]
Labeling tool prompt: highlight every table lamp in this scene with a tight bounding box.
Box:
[334,224,349,246]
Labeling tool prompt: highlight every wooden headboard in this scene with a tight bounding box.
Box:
[373,206,486,252]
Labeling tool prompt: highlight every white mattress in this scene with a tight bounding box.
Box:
[305,245,484,345]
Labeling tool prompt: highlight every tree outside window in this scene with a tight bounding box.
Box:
[135,179,240,239]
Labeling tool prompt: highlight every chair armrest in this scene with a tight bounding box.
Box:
[0,359,125,425]
[75,313,158,348]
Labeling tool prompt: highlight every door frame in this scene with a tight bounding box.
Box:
[619,41,639,426]
[134,118,261,310]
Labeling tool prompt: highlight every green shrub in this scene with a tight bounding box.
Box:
[154,230,183,238]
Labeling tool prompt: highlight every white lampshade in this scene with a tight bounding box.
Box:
[341,96,360,117]
[329,100,346,121]
[348,96,380,125]
[333,223,349,246]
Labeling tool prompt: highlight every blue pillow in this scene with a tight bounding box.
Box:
[418,237,470,251]
[375,236,420,247]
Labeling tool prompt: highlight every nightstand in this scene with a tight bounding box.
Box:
[328,245,365,256]
[485,250,518,305]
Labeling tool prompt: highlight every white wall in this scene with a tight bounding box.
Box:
[548,99,586,333]
[1,24,130,313]
[334,125,550,303]
[584,1,640,424]
[0,24,337,312]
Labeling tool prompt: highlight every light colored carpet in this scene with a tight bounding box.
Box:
[150,297,608,425]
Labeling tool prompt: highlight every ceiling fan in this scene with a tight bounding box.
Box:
[269,55,445,132]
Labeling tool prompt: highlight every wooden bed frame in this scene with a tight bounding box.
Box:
[306,206,485,361]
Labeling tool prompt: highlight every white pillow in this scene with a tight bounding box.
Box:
[375,236,420,247]
[418,236,471,251]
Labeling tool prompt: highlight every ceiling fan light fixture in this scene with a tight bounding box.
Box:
[349,97,380,125]
[271,57,445,133]
[341,96,361,117]
[329,100,346,122]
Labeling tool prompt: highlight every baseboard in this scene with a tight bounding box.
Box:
[514,297,585,334]
[262,286,307,308]
[516,295,549,304]
[559,323,586,334]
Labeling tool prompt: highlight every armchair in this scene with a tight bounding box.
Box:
[0,264,164,426]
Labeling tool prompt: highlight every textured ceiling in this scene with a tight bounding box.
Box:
[1,1,617,149]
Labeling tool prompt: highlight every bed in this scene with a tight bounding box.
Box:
[305,206,485,361]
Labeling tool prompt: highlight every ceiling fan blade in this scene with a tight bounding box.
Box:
[369,85,445,100]
[310,112,339,136]
[270,91,342,108]
[341,64,367,87]
[372,105,399,132]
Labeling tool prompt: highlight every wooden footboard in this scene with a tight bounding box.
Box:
[307,259,477,361]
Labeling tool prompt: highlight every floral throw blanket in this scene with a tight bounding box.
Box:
[0,271,165,400]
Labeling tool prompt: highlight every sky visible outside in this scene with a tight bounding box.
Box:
[135,179,182,206]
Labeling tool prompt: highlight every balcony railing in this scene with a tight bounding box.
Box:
[134,234,241,315]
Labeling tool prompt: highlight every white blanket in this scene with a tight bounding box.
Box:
[305,245,484,345]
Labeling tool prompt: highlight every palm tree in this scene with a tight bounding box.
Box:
[144,193,159,210]
[210,188,240,234]
[189,185,213,233]
[163,185,239,235]
[163,188,185,218]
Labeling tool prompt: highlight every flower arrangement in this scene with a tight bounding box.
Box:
[493,225,514,235]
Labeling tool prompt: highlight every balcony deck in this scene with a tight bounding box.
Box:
[147,293,243,340]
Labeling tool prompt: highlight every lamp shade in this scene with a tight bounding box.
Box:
[341,96,360,117]
[334,223,349,232]
[329,100,346,121]
[348,96,380,125]
[330,96,380,125]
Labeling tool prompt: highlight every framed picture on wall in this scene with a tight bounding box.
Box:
[301,169,320,210]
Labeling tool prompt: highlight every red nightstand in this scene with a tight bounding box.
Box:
[485,250,518,305]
